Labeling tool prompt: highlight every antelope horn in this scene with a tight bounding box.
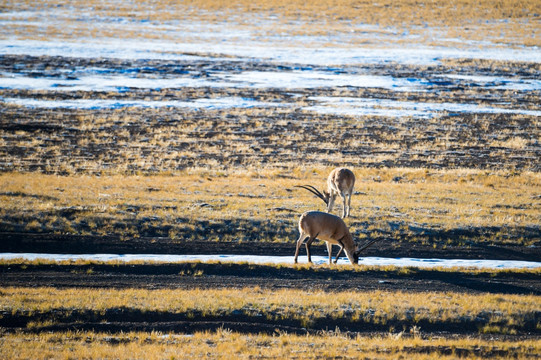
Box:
[294,185,328,205]
[355,239,379,254]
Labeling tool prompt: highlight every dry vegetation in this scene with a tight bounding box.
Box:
[0,168,539,247]
[1,0,540,357]
[1,286,540,339]
[2,0,540,47]
[0,58,539,247]
[1,55,539,178]
[1,330,539,359]
[1,285,540,358]
[1,100,539,173]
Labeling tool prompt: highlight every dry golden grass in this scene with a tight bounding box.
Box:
[0,330,539,359]
[1,3,539,358]
[1,286,537,317]
[1,167,539,245]
[1,93,537,175]
[2,0,540,47]
[2,286,539,333]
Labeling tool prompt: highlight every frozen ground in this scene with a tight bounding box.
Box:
[1,55,539,117]
[1,9,540,117]
[1,97,280,110]
[2,253,540,269]
[1,39,540,65]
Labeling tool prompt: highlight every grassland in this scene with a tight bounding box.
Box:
[1,286,540,357]
[0,168,539,248]
[1,285,540,358]
[0,57,539,248]
[3,0,540,48]
[1,0,540,358]
[1,330,539,359]
[5,286,537,325]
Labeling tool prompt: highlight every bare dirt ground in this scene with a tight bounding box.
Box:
[1,231,540,261]
[2,234,540,293]
[2,242,540,295]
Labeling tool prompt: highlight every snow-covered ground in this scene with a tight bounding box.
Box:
[306,97,541,118]
[1,253,540,269]
[3,69,539,93]
[1,65,539,117]
[1,8,540,114]
[1,97,282,110]
[1,39,540,65]
[1,12,540,116]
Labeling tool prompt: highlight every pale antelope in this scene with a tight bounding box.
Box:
[296,167,355,218]
[294,211,378,265]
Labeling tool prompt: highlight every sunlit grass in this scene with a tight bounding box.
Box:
[2,287,539,334]
[1,167,539,245]
[1,101,537,174]
[3,0,540,48]
[0,330,539,359]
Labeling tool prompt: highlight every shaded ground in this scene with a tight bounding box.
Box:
[1,232,540,261]
[2,258,540,294]
[2,232,540,296]
[2,232,539,337]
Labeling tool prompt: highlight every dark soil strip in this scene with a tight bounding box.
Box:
[2,308,540,337]
[1,263,539,295]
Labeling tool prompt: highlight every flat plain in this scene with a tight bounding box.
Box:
[1,0,540,358]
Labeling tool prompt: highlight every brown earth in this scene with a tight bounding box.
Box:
[2,248,540,295]
[1,231,540,260]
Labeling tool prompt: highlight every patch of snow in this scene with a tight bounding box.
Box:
[0,71,427,92]
[1,97,282,110]
[306,97,541,118]
[0,40,212,62]
[1,253,540,269]
[220,71,427,90]
[2,70,538,94]
[442,74,541,91]
[1,39,540,65]
[0,73,220,91]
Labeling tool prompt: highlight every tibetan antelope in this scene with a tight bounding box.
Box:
[296,167,355,218]
[294,211,378,265]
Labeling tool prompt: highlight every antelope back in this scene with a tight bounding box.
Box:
[298,211,352,244]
